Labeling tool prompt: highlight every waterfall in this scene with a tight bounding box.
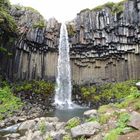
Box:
[54,23,73,109]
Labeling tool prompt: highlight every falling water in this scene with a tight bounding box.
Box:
[54,23,73,109]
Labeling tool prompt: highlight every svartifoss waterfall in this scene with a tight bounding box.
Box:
[54,23,73,109]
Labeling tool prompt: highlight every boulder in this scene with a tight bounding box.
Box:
[26,129,33,140]
[19,136,27,140]
[88,133,103,140]
[46,130,66,140]
[136,82,140,90]
[31,131,43,140]
[83,109,98,118]
[18,120,36,131]
[4,133,20,138]
[128,111,140,130]
[55,122,66,130]
[45,117,59,123]
[71,121,101,138]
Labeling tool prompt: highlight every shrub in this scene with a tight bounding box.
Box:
[38,120,46,134]
[0,86,23,120]
[46,135,53,140]
[134,102,140,111]
[67,24,76,37]
[98,105,111,113]
[14,80,54,96]
[92,0,127,14]
[80,80,138,106]
[0,7,17,33]
[65,117,81,130]
[99,114,110,124]
[104,129,118,140]
[33,20,46,29]
[63,135,72,140]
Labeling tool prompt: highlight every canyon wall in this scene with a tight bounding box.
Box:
[4,0,140,84]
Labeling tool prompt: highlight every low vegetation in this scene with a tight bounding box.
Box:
[0,86,23,120]
[14,80,54,96]
[80,80,138,105]
[0,0,17,33]
[38,120,46,134]
[33,20,46,29]
[80,0,127,15]
[67,24,76,37]
[86,87,140,139]
[0,0,17,57]
[65,117,81,130]
[104,112,131,140]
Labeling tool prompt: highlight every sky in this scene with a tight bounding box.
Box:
[10,0,122,22]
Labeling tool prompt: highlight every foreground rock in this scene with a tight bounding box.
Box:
[71,121,101,138]
[136,82,140,90]
[0,117,65,140]
[128,111,140,130]
[83,109,98,118]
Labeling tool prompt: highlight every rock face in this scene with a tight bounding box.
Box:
[2,0,140,84]
[68,0,140,84]
[11,8,60,81]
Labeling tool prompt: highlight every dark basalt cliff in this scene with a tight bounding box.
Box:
[1,0,140,84]
[1,5,61,81]
[68,0,140,84]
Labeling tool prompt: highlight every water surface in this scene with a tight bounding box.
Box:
[47,108,89,122]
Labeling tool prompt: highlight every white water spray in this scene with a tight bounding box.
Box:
[54,23,73,109]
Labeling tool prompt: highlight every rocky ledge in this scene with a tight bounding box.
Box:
[0,109,140,140]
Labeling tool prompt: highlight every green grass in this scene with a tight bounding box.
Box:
[98,105,111,113]
[104,113,130,140]
[87,114,110,125]
[0,86,23,120]
[115,89,140,109]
